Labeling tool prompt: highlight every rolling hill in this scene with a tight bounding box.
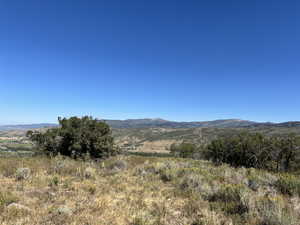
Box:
[0,119,257,131]
[0,123,57,131]
[1,119,300,130]
[103,118,258,128]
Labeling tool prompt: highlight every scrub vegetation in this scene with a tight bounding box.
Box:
[1,155,300,225]
[1,117,300,224]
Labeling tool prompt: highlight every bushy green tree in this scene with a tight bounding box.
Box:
[275,134,300,171]
[170,142,198,158]
[27,116,119,159]
[205,132,300,171]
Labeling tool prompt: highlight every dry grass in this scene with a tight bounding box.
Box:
[0,155,299,225]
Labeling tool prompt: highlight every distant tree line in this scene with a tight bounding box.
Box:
[27,116,120,159]
[170,132,300,172]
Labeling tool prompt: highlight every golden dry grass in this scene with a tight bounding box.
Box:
[0,155,299,225]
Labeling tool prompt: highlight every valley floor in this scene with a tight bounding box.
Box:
[0,155,300,225]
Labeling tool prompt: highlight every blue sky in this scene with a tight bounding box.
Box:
[1,0,300,124]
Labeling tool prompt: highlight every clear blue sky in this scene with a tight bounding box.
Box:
[1,0,300,124]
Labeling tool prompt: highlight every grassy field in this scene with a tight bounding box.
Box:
[0,155,300,225]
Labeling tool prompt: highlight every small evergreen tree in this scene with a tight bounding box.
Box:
[27,116,119,158]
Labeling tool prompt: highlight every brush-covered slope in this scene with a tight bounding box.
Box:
[113,125,300,152]
[105,118,257,128]
[0,155,299,225]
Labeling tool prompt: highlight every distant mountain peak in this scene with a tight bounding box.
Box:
[147,118,168,122]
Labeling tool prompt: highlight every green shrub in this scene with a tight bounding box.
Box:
[159,169,177,182]
[209,184,243,202]
[208,184,248,215]
[108,159,128,171]
[49,176,59,187]
[275,174,300,196]
[170,142,198,158]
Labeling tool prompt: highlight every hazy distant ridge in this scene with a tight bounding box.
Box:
[0,123,57,131]
[1,119,300,131]
[104,118,258,129]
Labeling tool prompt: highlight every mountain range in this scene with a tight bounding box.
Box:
[0,123,57,131]
[1,118,300,131]
[103,118,258,128]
